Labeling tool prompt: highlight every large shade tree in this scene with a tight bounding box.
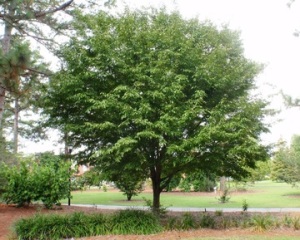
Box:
[44,9,269,211]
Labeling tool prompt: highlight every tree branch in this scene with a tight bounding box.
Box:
[35,0,74,18]
[0,0,74,20]
[26,67,53,77]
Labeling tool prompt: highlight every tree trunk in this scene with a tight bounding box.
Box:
[13,98,19,153]
[0,2,14,128]
[127,194,132,201]
[0,87,5,129]
[152,183,161,213]
[220,176,227,193]
[150,167,162,214]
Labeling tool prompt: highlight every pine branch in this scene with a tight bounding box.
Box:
[0,0,74,20]
[34,0,74,18]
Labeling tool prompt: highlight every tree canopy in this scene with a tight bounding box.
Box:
[44,9,269,211]
[271,136,300,186]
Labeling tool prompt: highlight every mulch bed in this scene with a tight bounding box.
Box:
[1,204,300,240]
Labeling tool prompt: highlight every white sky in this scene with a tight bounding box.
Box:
[20,0,300,153]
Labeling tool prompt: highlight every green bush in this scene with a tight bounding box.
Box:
[1,161,37,207]
[179,171,216,192]
[34,160,70,209]
[1,153,71,209]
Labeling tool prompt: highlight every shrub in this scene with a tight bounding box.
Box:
[1,161,37,207]
[114,178,144,201]
[34,160,70,209]
[242,199,249,212]
[1,154,71,209]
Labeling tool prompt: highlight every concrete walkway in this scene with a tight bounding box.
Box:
[68,204,300,213]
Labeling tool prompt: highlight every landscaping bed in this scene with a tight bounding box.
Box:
[1,204,300,240]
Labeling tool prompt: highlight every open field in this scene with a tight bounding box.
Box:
[66,181,300,209]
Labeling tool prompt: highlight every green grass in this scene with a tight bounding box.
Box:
[63,181,300,208]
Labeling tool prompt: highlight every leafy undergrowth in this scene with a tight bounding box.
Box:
[14,209,162,239]
[13,209,300,239]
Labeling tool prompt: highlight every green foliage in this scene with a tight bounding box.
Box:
[14,209,300,238]
[114,178,144,201]
[44,8,269,212]
[0,133,18,193]
[101,164,146,200]
[247,160,271,181]
[34,154,71,209]
[1,161,36,207]
[14,210,162,239]
[199,213,216,228]
[179,171,216,192]
[251,214,274,231]
[110,209,162,234]
[14,212,109,239]
[271,136,300,186]
[82,168,102,187]
[71,169,103,191]
[1,153,70,208]
[215,210,223,216]
[180,212,197,230]
[164,174,181,192]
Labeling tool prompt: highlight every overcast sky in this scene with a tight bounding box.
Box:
[20,0,300,153]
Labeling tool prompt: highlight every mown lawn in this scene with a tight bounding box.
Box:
[65,181,300,208]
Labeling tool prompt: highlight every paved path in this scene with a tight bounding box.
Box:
[69,204,300,213]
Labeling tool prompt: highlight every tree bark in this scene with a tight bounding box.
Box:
[0,87,5,129]
[220,176,227,193]
[150,167,162,214]
[13,98,19,153]
[0,1,14,128]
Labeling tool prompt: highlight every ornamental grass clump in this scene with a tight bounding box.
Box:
[199,213,216,229]
[110,209,162,235]
[14,212,108,239]
[251,214,274,231]
[180,212,198,230]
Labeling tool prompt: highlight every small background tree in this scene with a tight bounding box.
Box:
[271,136,300,186]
